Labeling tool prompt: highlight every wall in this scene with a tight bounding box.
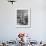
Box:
[0,0,46,41]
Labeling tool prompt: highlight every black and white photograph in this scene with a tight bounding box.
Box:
[16,8,31,28]
[17,10,28,25]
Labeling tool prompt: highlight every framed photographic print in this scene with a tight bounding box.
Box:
[16,8,31,28]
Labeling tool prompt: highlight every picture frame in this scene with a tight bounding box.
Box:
[16,8,31,28]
